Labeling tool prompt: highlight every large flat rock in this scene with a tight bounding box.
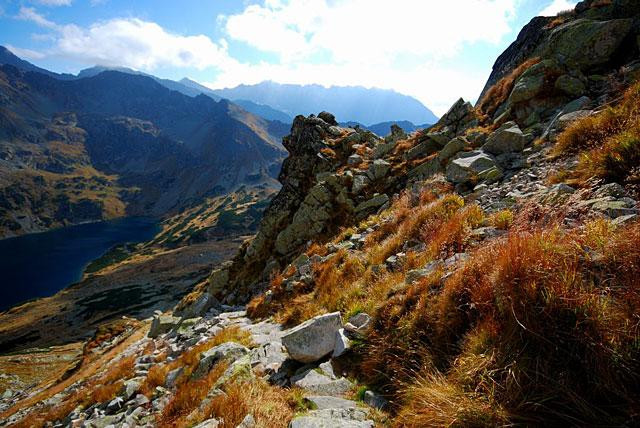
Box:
[282,312,343,363]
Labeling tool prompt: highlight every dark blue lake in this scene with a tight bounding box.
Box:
[0,217,159,312]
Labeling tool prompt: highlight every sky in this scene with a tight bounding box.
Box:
[0,0,578,116]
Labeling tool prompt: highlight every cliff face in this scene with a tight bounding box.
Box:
[479,0,640,101]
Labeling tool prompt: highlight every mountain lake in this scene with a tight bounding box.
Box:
[0,217,159,312]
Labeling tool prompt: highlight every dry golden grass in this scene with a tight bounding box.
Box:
[552,81,640,188]
[361,217,640,426]
[320,147,337,158]
[476,57,541,119]
[201,379,298,428]
[158,361,229,426]
[394,374,508,427]
[11,354,137,427]
[251,185,483,327]
[140,364,170,397]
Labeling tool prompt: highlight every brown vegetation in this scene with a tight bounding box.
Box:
[362,218,640,426]
[476,57,542,119]
[553,81,640,190]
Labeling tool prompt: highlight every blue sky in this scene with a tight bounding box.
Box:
[0,0,578,115]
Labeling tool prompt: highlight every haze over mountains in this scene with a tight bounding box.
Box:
[214,81,439,125]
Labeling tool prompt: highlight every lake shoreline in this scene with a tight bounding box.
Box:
[0,217,160,312]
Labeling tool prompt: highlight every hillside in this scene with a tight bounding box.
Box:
[0,63,286,238]
[2,1,640,427]
[214,81,439,125]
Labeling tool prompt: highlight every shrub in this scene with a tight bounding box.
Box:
[490,209,513,230]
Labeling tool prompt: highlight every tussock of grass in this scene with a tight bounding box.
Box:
[362,218,640,426]
[158,361,229,426]
[199,379,298,428]
[552,81,640,188]
[395,374,508,427]
[476,57,541,119]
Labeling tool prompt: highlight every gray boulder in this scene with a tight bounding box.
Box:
[355,194,389,215]
[555,74,586,97]
[537,18,633,70]
[437,137,467,163]
[290,409,373,428]
[366,159,391,181]
[446,151,500,184]
[483,122,526,155]
[165,367,184,388]
[193,418,221,428]
[305,396,358,410]
[148,314,181,338]
[293,370,353,395]
[192,342,249,379]
[282,312,343,363]
[344,313,371,335]
[332,329,351,357]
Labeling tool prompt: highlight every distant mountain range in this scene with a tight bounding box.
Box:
[0,45,439,237]
[340,120,432,137]
[1,46,438,126]
[0,47,287,237]
[214,81,438,125]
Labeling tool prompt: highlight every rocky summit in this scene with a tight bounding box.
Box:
[2,1,640,427]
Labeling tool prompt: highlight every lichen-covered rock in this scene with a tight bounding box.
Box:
[434,98,477,136]
[281,312,343,363]
[192,342,249,379]
[148,314,180,338]
[293,370,353,395]
[536,18,633,70]
[290,408,374,428]
[483,122,527,155]
[446,151,499,184]
[355,194,389,216]
[555,74,586,97]
[437,137,467,163]
[366,159,391,181]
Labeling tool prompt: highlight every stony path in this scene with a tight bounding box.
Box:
[1,305,383,427]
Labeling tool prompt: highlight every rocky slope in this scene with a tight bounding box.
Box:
[2,1,640,427]
[0,60,286,238]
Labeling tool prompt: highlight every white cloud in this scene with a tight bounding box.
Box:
[210,0,519,114]
[17,6,60,29]
[52,19,229,70]
[12,1,525,115]
[223,0,517,65]
[12,12,231,71]
[34,0,73,6]
[538,0,578,16]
